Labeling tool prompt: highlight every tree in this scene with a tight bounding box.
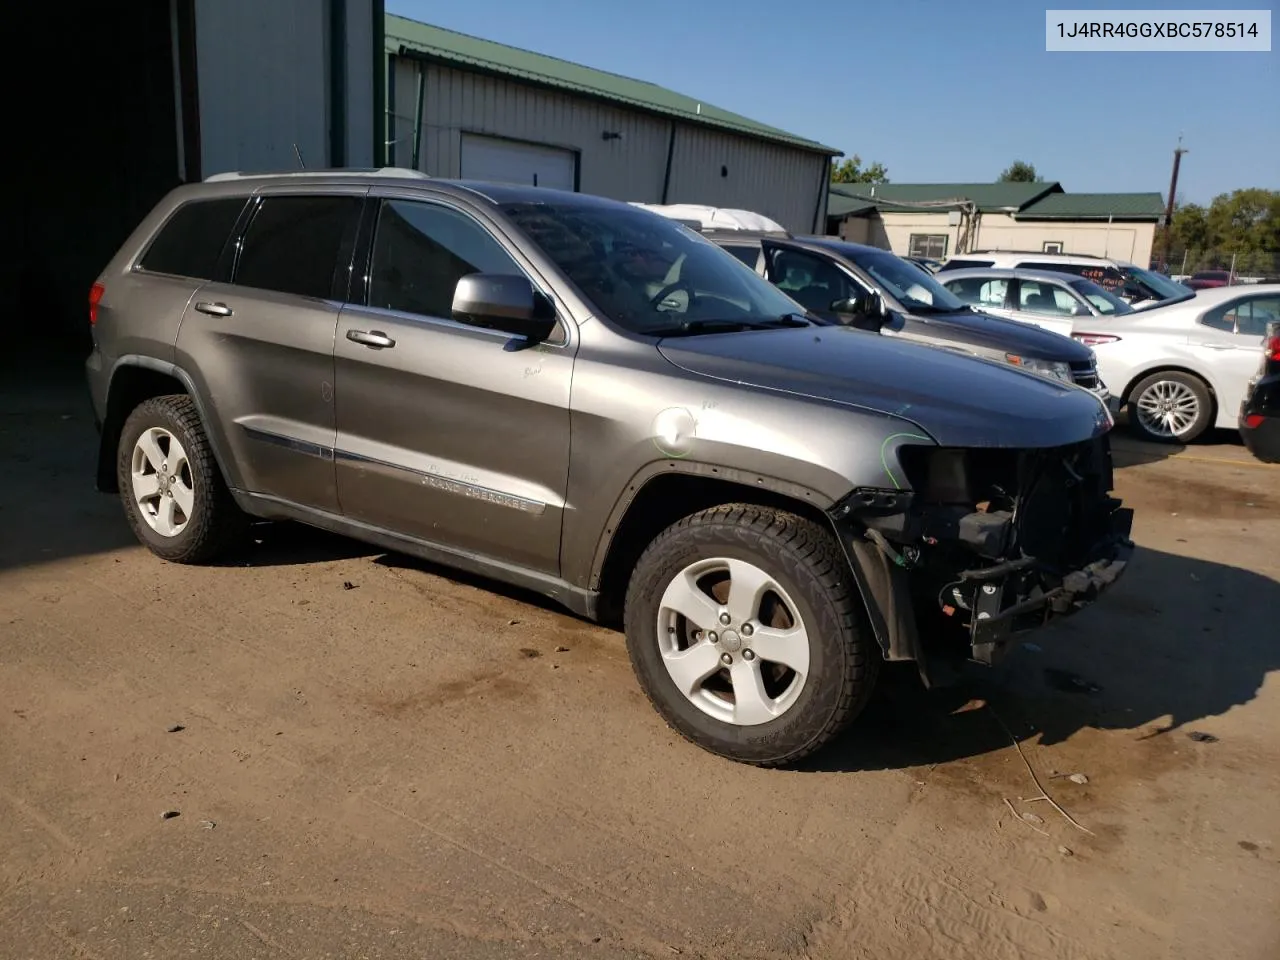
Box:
[998,161,1040,183]
[831,154,889,184]
[1155,189,1280,273]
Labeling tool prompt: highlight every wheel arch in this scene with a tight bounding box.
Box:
[98,356,240,494]
[589,464,836,627]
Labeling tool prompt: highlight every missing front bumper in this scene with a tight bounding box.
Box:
[960,511,1135,665]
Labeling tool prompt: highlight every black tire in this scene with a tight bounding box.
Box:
[1126,370,1214,444]
[116,394,245,564]
[623,504,879,767]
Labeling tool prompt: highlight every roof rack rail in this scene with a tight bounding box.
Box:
[968,249,1103,259]
[203,167,431,183]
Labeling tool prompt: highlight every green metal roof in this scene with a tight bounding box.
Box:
[1016,192,1166,220]
[386,15,840,155]
[826,193,878,218]
[829,181,1061,213]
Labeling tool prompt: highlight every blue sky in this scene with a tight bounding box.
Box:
[386,0,1278,205]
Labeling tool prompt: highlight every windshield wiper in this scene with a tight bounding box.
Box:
[650,314,811,337]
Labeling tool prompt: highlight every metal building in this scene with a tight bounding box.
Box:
[11,0,382,355]
[383,15,839,234]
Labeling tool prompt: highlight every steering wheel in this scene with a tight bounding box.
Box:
[649,280,695,311]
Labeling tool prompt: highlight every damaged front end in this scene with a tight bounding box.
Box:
[830,435,1134,678]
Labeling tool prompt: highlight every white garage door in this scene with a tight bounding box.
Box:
[460,134,577,191]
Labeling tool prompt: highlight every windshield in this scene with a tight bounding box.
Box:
[846,249,967,312]
[1122,265,1193,301]
[1069,279,1134,315]
[499,200,805,335]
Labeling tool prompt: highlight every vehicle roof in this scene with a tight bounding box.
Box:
[938,267,1104,285]
[1178,282,1280,303]
[192,170,653,216]
[952,250,1130,267]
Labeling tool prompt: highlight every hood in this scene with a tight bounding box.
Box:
[900,308,1093,362]
[658,326,1111,449]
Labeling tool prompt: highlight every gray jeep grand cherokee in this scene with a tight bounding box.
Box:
[86,170,1133,767]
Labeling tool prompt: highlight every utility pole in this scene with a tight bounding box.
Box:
[1161,135,1188,270]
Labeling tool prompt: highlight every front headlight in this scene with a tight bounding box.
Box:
[1005,354,1073,383]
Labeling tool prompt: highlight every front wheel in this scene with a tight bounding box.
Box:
[623,504,879,767]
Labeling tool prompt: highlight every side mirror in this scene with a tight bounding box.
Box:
[452,274,558,341]
[831,293,885,320]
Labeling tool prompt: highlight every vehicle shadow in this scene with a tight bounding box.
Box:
[801,543,1280,772]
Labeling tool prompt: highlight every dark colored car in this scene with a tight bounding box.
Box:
[85,170,1133,767]
[1185,270,1233,290]
[1240,321,1280,463]
[706,232,1112,406]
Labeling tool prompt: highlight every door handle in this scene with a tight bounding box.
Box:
[347,329,396,349]
[194,301,232,317]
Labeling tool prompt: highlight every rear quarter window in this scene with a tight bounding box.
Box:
[137,197,247,279]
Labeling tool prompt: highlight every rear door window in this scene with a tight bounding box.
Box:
[721,244,762,270]
[137,198,247,279]
[233,195,362,300]
[943,276,1008,308]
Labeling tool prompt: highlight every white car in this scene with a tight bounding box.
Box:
[1070,284,1280,442]
[937,251,1195,310]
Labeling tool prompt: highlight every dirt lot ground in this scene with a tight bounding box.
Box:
[3,361,1278,960]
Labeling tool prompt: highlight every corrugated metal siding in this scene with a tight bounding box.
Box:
[666,127,828,234]
[194,0,329,174]
[394,62,827,230]
[343,0,376,167]
[396,63,670,201]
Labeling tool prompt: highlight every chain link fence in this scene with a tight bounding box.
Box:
[1156,249,1280,282]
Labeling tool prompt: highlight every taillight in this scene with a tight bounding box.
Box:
[1245,414,1265,429]
[89,282,105,326]
[1267,335,1280,362]
[1073,333,1121,346]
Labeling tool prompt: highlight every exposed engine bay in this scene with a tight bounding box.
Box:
[830,435,1134,678]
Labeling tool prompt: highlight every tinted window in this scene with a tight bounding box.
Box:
[501,200,801,334]
[845,248,966,312]
[1068,279,1133,315]
[1203,296,1280,337]
[768,249,862,313]
[944,276,1008,308]
[138,198,246,279]
[234,195,360,299]
[721,244,761,269]
[1021,261,1126,292]
[936,258,993,272]
[368,200,521,319]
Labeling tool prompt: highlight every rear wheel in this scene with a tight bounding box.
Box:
[116,395,245,563]
[624,504,879,767]
[1128,371,1213,443]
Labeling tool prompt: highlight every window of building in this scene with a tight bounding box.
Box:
[234,195,361,300]
[1042,241,1064,254]
[137,198,247,280]
[908,234,949,260]
[368,199,523,320]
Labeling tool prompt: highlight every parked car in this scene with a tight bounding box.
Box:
[1184,269,1233,291]
[938,267,1135,335]
[938,251,1195,310]
[86,171,1133,767]
[1239,320,1280,463]
[703,232,1112,405]
[1071,284,1280,443]
[906,256,943,274]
